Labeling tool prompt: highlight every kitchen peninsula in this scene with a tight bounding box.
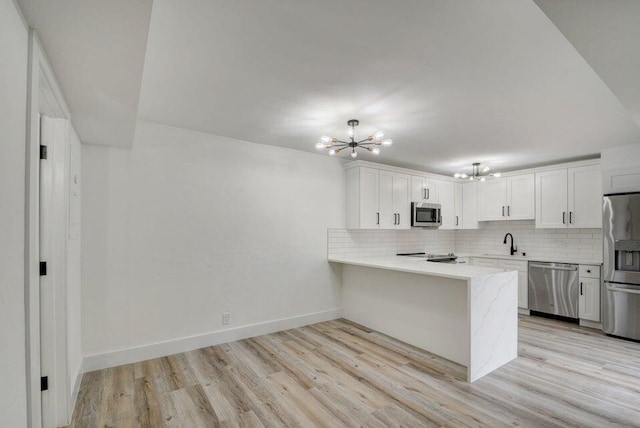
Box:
[329,256,518,382]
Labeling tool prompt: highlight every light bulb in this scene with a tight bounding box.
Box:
[373,130,384,140]
[483,166,490,172]
[454,173,461,178]
[460,173,468,179]
[381,139,393,146]
[469,176,474,181]
[480,177,486,182]
[320,135,332,143]
[328,148,336,156]
[493,172,502,177]
[371,147,380,155]
[315,142,325,151]
[351,149,358,158]
[348,127,354,138]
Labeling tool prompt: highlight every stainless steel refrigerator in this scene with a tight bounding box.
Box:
[603,193,640,340]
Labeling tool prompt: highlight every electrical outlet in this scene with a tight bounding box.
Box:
[222,312,230,325]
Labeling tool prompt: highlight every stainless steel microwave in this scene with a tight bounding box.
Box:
[411,202,442,227]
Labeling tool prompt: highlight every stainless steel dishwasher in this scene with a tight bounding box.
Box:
[528,262,579,319]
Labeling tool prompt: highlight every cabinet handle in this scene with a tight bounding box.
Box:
[398,213,400,224]
[507,205,510,217]
[376,212,379,225]
[586,269,591,273]
[423,188,426,199]
[426,188,430,199]
[394,213,398,225]
[455,215,459,226]
[569,211,573,224]
[562,212,566,224]
[502,206,505,217]
[580,282,583,295]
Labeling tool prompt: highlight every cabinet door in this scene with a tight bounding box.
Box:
[359,168,380,229]
[579,277,601,322]
[411,175,426,202]
[454,183,463,229]
[393,174,411,229]
[462,182,478,229]
[568,165,602,228]
[378,171,395,228]
[535,169,568,228]
[500,260,528,309]
[506,174,535,220]
[438,180,456,229]
[477,179,507,221]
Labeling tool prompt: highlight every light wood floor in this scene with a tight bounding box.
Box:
[69,316,640,427]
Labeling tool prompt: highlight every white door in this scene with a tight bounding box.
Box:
[506,174,535,220]
[477,179,507,221]
[500,260,528,309]
[378,171,395,228]
[454,183,463,229]
[438,180,456,229]
[535,169,568,228]
[579,277,601,322]
[393,174,411,229]
[359,168,380,229]
[39,116,70,427]
[568,165,602,228]
[462,182,478,229]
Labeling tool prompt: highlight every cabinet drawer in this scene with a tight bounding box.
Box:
[500,260,528,272]
[579,265,600,279]
[471,258,500,268]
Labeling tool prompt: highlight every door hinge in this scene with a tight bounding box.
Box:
[41,376,48,391]
[40,145,47,160]
[39,261,47,276]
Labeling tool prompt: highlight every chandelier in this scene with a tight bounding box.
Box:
[315,119,393,158]
[454,162,501,181]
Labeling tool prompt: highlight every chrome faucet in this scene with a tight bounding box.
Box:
[503,233,517,256]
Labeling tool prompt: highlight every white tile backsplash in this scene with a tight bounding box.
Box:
[327,228,456,258]
[328,220,602,262]
[455,220,602,262]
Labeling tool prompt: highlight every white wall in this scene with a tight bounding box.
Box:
[82,121,345,361]
[0,0,28,424]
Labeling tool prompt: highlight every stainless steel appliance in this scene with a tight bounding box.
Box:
[603,193,640,340]
[411,202,441,228]
[529,262,579,319]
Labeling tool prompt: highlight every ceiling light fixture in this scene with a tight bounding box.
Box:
[454,162,501,182]
[315,119,393,158]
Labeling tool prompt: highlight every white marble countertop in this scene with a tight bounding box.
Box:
[458,253,602,265]
[328,256,506,281]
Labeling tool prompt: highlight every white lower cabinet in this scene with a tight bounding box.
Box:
[578,264,601,323]
[471,258,528,309]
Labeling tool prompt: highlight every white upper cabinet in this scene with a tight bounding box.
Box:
[536,169,568,228]
[347,166,410,229]
[411,175,438,203]
[477,174,534,221]
[462,182,478,229]
[506,174,535,220]
[439,180,463,229]
[568,165,602,228]
[536,164,601,229]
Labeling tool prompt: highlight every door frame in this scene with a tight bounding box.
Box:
[25,30,71,428]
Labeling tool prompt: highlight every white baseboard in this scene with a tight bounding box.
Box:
[82,308,342,373]
[518,308,530,316]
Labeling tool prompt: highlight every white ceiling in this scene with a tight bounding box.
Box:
[18,0,640,174]
[17,0,153,148]
[534,0,640,128]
